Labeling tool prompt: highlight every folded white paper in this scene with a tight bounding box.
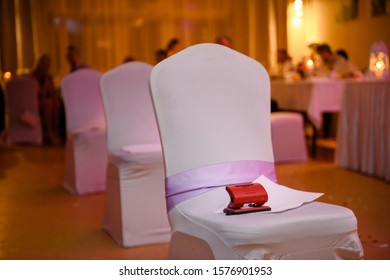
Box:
[252,175,323,213]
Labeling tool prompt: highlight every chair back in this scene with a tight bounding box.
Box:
[61,68,105,133]
[150,43,275,177]
[150,44,276,210]
[99,62,160,154]
[6,76,42,144]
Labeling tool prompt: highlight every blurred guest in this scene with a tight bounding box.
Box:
[336,49,349,60]
[123,55,135,63]
[269,49,295,79]
[66,45,90,72]
[296,61,306,79]
[63,44,90,140]
[166,38,182,57]
[155,49,167,64]
[31,54,62,145]
[316,44,362,78]
[215,35,233,49]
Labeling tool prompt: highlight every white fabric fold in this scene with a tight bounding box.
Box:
[121,144,162,154]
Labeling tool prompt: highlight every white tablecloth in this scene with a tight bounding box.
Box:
[271,79,345,129]
[335,79,390,182]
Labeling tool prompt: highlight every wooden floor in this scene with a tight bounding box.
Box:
[0,143,389,260]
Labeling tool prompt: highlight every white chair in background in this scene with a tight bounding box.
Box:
[6,77,42,145]
[99,62,170,247]
[61,68,107,195]
[149,43,363,259]
[271,112,308,163]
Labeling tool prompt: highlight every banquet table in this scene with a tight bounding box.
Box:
[271,78,345,156]
[335,79,390,182]
[271,78,345,130]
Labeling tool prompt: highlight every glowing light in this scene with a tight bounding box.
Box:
[306,59,314,68]
[294,0,303,18]
[292,17,302,26]
[294,0,303,10]
[375,60,385,70]
[295,10,303,17]
[3,72,11,80]
[369,40,389,79]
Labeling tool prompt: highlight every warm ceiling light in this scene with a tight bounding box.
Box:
[294,0,303,18]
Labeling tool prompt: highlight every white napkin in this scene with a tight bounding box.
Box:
[252,175,323,212]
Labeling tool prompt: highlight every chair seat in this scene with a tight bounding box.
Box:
[171,187,363,259]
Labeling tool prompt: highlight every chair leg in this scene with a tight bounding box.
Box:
[298,111,317,158]
[307,118,317,158]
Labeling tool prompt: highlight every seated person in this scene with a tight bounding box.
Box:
[215,35,233,49]
[155,49,167,64]
[123,55,135,63]
[335,49,349,60]
[269,49,295,79]
[166,38,182,57]
[66,45,90,73]
[316,44,363,78]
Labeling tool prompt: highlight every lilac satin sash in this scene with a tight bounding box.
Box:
[165,160,276,211]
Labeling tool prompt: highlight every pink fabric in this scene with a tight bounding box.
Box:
[165,160,276,211]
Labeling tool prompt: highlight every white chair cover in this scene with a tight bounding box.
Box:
[6,77,42,144]
[61,68,107,195]
[271,112,308,163]
[149,43,363,259]
[99,62,170,247]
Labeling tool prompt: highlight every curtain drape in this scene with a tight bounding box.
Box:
[2,0,281,82]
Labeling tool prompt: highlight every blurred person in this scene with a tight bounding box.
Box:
[215,35,233,49]
[336,49,349,60]
[296,61,307,79]
[316,43,362,78]
[166,38,182,57]
[155,49,167,64]
[269,49,295,79]
[66,45,90,72]
[30,54,62,145]
[123,55,135,63]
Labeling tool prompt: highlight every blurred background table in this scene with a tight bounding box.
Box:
[271,78,345,129]
[335,79,390,182]
[271,78,345,156]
